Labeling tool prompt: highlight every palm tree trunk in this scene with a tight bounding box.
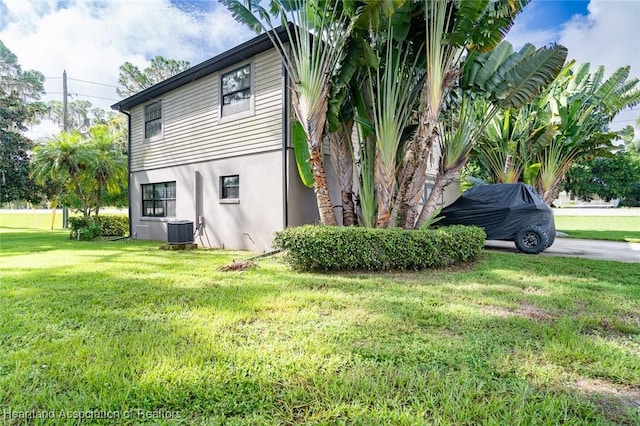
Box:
[414,167,459,229]
[391,83,440,229]
[374,153,395,228]
[309,148,338,226]
[328,123,355,226]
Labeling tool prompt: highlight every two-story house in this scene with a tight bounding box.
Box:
[112,28,324,251]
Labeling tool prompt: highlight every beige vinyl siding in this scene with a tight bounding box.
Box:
[130,49,283,172]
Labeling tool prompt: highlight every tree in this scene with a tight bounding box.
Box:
[471,62,640,204]
[43,99,118,134]
[0,40,46,205]
[30,125,126,216]
[564,148,640,207]
[117,56,190,97]
[223,0,357,226]
[222,0,565,229]
[410,2,567,228]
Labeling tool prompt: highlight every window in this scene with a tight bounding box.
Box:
[221,175,239,199]
[221,64,251,116]
[142,181,176,217]
[144,102,162,139]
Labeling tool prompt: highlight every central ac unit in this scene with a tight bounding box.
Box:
[167,220,194,244]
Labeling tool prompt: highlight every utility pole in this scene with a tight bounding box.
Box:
[62,70,69,132]
[62,70,69,228]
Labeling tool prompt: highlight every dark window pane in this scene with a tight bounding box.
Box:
[154,185,165,199]
[225,186,239,199]
[143,200,155,216]
[144,102,162,138]
[223,89,251,105]
[222,65,251,95]
[166,200,176,217]
[221,175,239,199]
[143,184,154,200]
[154,200,165,217]
[142,181,176,217]
[165,182,176,198]
[221,65,251,116]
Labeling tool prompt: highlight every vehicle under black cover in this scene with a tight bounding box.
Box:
[437,183,556,254]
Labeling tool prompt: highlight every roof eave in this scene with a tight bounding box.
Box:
[111,26,289,111]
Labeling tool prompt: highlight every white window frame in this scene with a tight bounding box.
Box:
[144,101,164,142]
[220,174,240,203]
[218,61,255,123]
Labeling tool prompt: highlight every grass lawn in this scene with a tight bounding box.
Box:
[554,215,640,243]
[1,214,639,425]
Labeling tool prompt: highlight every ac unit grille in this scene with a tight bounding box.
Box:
[167,221,194,244]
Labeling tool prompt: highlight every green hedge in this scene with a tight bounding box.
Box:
[68,215,129,240]
[273,225,486,271]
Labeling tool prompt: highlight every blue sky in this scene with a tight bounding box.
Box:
[0,0,637,137]
[517,0,589,31]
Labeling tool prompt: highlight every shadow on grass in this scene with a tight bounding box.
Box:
[1,232,639,423]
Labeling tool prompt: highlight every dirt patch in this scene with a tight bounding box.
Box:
[574,378,640,422]
[218,260,258,272]
[477,302,554,321]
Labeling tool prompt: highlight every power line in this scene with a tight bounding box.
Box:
[69,93,120,101]
[67,77,119,88]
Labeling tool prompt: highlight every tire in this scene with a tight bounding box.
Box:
[546,231,556,248]
[514,225,549,254]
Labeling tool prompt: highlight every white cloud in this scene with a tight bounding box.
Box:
[507,0,640,131]
[559,0,640,75]
[0,0,254,126]
[559,0,640,130]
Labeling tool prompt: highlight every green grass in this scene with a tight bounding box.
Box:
[1,214,640,425]
[555,215,640,242]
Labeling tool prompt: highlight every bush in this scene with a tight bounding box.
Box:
[94,215,129,237]
[273,225,486,271]
[68,215,128,240]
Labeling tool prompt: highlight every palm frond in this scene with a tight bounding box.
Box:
[495,43,568,109]
[447,0,488,48]
[467,0,530,52]
[465,41,513,90]
[220,0,264,33]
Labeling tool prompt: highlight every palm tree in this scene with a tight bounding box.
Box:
[473,102,555,185]
[534,63,640,202]
[222,0,357,226]
[412,39,567,227]
[87,125,127,215]
[393,0,536,229]
[31,131,94,216]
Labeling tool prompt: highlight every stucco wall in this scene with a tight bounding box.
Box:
[130,151,285,252]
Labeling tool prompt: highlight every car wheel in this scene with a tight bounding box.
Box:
[546,231,556,248]
[514,225,549,254]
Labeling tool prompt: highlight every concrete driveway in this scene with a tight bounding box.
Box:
[485,238,640,263]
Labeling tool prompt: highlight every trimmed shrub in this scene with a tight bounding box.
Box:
[68,215,128,240]
[273,225,486,271]
[94,215,129,237]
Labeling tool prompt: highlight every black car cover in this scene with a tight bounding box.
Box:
[437,183,555,241]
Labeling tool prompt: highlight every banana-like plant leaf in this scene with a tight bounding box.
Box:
[468,0,530,52]
[595,65,630,103]
[496,44,568,109]
[567,62,590,92]
[220,0,264,33]
[292,120,314,188]
[447,0,488,48]
[523,162,541,184]
[486,43,536,95]
[467,41,513,90]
